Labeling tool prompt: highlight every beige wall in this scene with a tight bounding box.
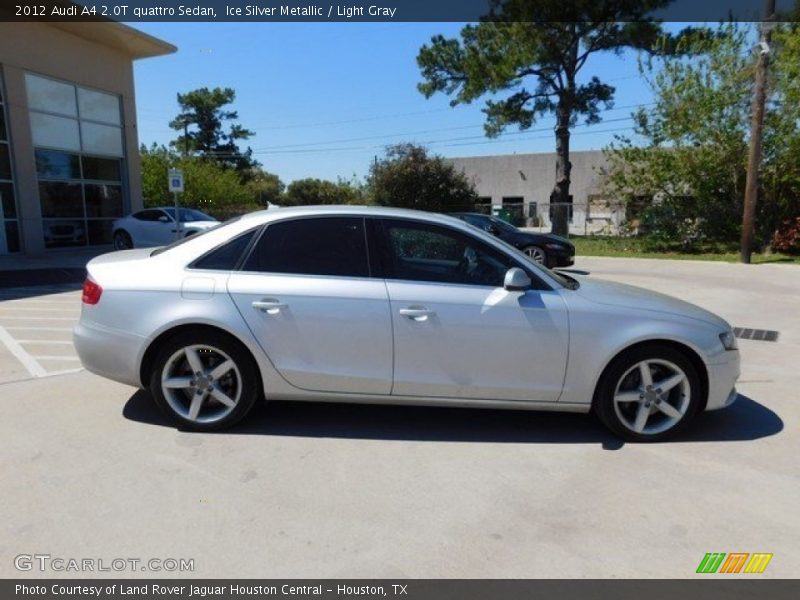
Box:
[0,22,144,255]
[448,150,610,208]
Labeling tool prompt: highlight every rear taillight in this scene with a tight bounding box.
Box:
[81,278,103,305]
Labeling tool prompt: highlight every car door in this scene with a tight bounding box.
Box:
[376,218,569,402]
[129,209,165,247]
[151,209,178,245]
[227,216,393,395]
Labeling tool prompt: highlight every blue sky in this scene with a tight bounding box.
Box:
[132,22,660,184]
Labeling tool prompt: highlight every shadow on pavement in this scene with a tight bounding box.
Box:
[555,268,591,276]
[0,268,85,296]
[123,392,781,449]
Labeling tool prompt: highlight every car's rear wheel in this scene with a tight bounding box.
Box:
[594,345,701,442]
[522,245,547,265]
[148,331,260,431]
[113,230,133,250]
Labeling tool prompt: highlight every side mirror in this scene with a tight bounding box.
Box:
[158,215,170,223]
[504,267,531,292]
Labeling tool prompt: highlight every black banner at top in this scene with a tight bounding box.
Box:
[2,0,799,23]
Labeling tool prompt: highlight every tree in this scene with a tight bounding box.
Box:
[603,23,800,250]
[140,144,260,219]
[169,87,259,175]
[417,0,699,235]
[245,169,285,206]
[367,144,477,212]
[282,178,365,206]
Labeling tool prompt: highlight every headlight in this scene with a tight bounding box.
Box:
[719,331,738,351]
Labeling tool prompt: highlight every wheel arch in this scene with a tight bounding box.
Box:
[139,323,264,396]
[591,339,709,412]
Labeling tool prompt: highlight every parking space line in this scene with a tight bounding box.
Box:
[0,307,78,312]
[0,326,48,377]
[31,355,80,361]
[5,326,74,332]
[0,316,77,321]
[17,340,73,344]
[40,368,83,377]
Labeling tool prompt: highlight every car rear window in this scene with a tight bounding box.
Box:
[190,229,258,271]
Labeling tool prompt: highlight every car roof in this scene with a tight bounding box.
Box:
[237,204,471,227]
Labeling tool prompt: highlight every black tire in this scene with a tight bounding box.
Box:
[148,330,260,432]
[593,344,701,442]
[113,230,133,250]
[522,245,547,266]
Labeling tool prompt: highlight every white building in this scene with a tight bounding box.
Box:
[447,150,625,234]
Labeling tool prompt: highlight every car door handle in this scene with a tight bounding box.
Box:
[399,307,435,322]
[252,299,288,314]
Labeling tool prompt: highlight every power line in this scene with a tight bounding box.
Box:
[241,103,653,152]
[203,122,638,157]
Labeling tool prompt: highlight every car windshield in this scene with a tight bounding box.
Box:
[150,217,241,256]
[163,208,217,223]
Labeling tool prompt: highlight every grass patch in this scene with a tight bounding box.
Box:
[571,236,800,264]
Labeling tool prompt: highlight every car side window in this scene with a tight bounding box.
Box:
[190,229,257,271]
[461,214,486,229]
[243,217,369,278]
[134,210,164,222]
[380,219,517,287]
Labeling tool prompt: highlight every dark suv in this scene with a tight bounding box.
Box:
[451,212,575,268]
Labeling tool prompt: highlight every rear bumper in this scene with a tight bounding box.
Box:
[73,319,146,388]
[705,351,741,411]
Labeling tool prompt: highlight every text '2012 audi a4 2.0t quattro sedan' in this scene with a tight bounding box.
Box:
[74,206,740,442]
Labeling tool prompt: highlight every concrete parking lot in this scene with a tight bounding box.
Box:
[1,257,798,578]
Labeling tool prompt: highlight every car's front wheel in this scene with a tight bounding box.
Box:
[594,345,701,442]
[522,245,547,266]
[149,330,260,431]
[113,230,133,250]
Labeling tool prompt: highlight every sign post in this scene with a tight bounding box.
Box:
[167,168,184,241]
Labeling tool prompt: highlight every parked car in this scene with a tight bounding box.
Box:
[74,206,739,442]
[43,220,85,247]
[112,207,218,250]
[451,212,575,268]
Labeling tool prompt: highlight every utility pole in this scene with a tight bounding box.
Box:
[740,0,776,264]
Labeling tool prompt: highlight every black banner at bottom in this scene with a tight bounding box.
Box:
[4,580,800,600]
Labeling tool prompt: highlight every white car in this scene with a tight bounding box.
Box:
[112,207,218,250]
[75,206,740,442]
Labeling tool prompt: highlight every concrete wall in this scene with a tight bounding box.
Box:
[0,22,144,256]
[447,150,621,232]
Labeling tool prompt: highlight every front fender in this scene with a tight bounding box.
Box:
[558,294,723,405]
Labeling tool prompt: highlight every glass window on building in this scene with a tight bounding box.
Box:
[501,197,525,226]
[0,67,21,254]
[474,197,492,215]
[26,73,125,249]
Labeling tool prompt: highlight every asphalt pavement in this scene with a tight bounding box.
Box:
[0,257,797,578]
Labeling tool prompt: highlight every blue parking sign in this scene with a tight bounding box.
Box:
[168,169,184,192]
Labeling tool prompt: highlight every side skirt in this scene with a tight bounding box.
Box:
[264,391,591,413]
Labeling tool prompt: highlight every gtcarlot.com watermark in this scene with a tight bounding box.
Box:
[14,554,194,573]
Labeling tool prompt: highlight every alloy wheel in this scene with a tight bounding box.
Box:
[524,246,546,264]
[113,232,132,250]
[612,359,691,435]
[160,344,242,424]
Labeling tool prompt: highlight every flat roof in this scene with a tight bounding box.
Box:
[50,21,176,59]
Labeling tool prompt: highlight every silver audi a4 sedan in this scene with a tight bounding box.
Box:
[74,206,740,442]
